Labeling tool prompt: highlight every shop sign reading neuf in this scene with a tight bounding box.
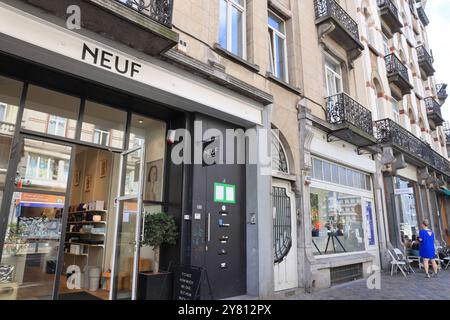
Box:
[81,43,142,79]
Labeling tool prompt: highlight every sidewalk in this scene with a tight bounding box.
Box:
[289,270,450,300]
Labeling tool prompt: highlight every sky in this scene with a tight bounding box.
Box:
[426,0,450,123]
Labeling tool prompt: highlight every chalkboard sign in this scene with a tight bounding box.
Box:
[172,265,211,300]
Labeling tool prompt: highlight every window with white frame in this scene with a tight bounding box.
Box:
[26,153,68,182]
[94,128,110,147]
[268,11,288,82]
[0,103,5,121]
[47,115,66,137]
[219,0,246,58]
[392,98,401,124]
[325,55,343,97]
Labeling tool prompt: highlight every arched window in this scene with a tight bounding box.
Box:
[272,130,290,174]
[419,118,427,142]
[363,7,374,46]
[373,78,384,120]
[392,97,401,124]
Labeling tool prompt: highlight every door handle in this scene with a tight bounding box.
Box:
[207,213,211,242]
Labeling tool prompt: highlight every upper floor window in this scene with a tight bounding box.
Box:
[383,33,390,56]
[0,103,5,122]
[325,55,343,96]
[94,128,110,147]
[219,0,246,58]
[47,115,67,137]
[392,98,401,124]
[268,11,288,82]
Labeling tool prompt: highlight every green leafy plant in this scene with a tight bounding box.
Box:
[142,212,178,273]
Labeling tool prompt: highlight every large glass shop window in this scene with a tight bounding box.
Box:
[129,115,166,202]
[310,188,366,255]
[310,158,371,255]
[22,85,80,139]
[0,76,21,209]
[1,138,72,300]
[394,177,419,242]
[81,101,127,149]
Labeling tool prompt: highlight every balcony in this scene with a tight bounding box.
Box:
[408,0,416,15]
[115,0,173,28]
[325,93,376,148]
[437,83,448,101]
[375,119,450,176]
[377,0,403,35]
[17,0,178,56]
[385,54,413,96]
[417,45,435,78]
[425,97,444,128]
[417,6,430,26]
[314,0,364,54]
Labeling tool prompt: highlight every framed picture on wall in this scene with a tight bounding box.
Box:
[144,159,164,202]
[100,159,107,178]
[84,175,92,192]
[73,169,80,186]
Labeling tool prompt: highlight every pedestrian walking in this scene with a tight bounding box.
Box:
[418,220,438,278]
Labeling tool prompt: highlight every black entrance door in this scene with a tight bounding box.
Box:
[190,114,246,300]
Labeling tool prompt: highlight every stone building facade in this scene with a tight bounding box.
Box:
[0,0,448,301]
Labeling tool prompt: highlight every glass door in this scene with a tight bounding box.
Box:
[110,144,145,300]
[0,135,73,300]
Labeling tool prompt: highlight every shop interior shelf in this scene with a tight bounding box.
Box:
[64,252,89,257]
[68,210,107,215]
[65,242,105,248]
[66,232,106,236]
[67,221,107,224]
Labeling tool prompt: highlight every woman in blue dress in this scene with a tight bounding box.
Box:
[418,219,438,278]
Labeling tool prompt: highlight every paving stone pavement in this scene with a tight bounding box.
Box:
[288,269,450,300]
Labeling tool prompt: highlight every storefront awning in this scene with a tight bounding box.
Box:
[440,187,450,197]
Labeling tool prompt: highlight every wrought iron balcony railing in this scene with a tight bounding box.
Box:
[432,150,450,176]
[115,0,174,28]
[376,119,450,176]
[314,0,360,46]
[385,54,410,83]
[326,93,374,136]
[0,121,15,136]
[417,45,434,64]
[377,0,399,20]
[408,0,415,15]
[376,119,430,162]
[436,83,448,100]
[425,97,444,126]
[377,0,402,34]
[417,6,429,26]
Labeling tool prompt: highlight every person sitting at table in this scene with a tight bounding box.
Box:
[410,235,420,257]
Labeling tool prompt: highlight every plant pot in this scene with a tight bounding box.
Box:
[137,272,173,300]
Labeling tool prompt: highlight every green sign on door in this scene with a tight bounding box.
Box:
[214,183,236,204]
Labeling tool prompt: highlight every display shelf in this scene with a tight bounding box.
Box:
[68,210,107,215]
[65,242,105,248]
[66,232,106,236]
[67,221,107,224]
[64,252,88,257]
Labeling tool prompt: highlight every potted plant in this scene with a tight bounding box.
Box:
[142,212,178,274]
[139,212,178,300]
